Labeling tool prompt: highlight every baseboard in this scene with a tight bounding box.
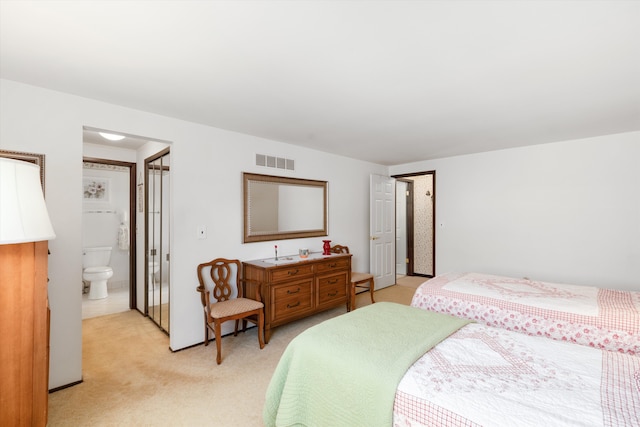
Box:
[49,378,83,393]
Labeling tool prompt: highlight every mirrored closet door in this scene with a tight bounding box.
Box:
[145,148,170,333]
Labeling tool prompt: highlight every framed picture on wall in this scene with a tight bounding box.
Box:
[83,177,110,202]
[0,149,46,194]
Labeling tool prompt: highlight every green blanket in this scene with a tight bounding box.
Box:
[263,302,471,427]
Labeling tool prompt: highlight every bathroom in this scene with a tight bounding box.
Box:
[81,161,131,318]
[82,128,171,328]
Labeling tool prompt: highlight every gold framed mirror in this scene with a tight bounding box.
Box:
[243,172,328,243]
[0,149,45,193]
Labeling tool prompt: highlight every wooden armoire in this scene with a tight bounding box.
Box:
[0,240,49,426]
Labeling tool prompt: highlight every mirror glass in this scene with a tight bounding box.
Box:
[146,149,170,333]
[243,173,328,243]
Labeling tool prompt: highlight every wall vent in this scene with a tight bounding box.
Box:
[255,153,295,171]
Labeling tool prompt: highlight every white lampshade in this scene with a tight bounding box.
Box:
[0,157,56,244]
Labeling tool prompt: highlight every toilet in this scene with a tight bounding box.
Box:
[149,261,160,288]
[83,246,113,300]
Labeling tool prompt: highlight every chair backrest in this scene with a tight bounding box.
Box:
[330,244,350,255]
[196,258,243,308]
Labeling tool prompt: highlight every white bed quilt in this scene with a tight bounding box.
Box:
[411,272,640,354]
[393,323,640,427]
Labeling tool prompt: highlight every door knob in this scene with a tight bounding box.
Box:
[370,236,379,240]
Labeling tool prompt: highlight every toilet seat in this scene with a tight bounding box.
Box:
[84,266,113,274]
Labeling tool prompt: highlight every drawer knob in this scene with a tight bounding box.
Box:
[329,263,337,268]
[328,291,338,297]
[288,269,299,275]
[287,287,300,295]
[287,301,301,309]
[328,279,338,284]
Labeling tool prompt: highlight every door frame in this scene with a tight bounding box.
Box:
[82,157,137,310]
[398,178,416,275]
[392,170,436,278]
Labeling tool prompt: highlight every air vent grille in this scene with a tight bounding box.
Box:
[256,154,295,170]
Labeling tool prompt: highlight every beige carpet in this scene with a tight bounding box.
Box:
[48,283,419,426]
[395,274,430,289]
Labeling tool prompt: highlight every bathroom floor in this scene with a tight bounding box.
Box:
[82,287,130,319]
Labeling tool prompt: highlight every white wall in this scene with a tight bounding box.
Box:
[0,78,386,389]
[390,132,640,291]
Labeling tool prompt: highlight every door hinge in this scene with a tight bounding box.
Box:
[406,258,409,264]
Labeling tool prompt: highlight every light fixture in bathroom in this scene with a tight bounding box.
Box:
[98,132,126,141]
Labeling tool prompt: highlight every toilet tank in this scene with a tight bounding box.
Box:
[83,246,113,268]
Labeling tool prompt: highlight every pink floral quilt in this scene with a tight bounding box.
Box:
[393,323,640,426]
[410,272,640,354]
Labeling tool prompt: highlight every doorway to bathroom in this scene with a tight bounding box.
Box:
[393,171,435,281]
[81,158,137,319]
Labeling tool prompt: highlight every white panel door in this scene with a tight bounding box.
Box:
[370,174,396,289]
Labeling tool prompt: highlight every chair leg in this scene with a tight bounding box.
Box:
[204,319,210,346]
[369,279,375,304]
[214,321,223,365]
[349,282,356,311]
[233,319,239,336]
[257,311,265,349]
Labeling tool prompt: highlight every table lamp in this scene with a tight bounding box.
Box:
[0,157,55,244]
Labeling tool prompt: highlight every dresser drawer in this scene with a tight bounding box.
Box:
[270,264,314,282]
[316,258,350,274]
[273,280,312,301]
[271,279,313,323]
[317,273,347,306]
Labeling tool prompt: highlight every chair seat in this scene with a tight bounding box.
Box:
[350,272,375,311]
[351,272,374,284]
[209,297,264,318]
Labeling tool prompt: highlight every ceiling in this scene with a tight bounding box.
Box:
[1,1,639,166]
[82,127,156,151]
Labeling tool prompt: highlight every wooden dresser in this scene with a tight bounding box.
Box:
[243,252,351,343]
[0,241,49,426]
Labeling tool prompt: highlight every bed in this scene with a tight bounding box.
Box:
[264,302,640,427]
[411,272,640,355]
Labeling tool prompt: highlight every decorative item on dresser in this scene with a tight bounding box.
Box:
[0,157,56,427]
[243,251,352,343]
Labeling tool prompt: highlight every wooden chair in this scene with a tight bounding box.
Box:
[330,245,375,311]
[196,258,265,364]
